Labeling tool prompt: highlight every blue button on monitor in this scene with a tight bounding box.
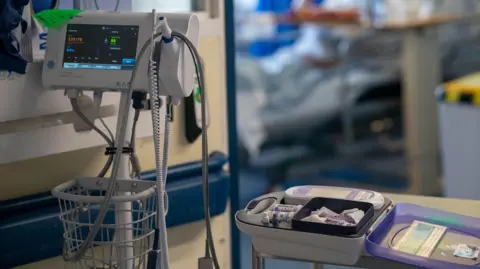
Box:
[122,58,135,65]
[92,64,106,69]
[63,63,79,68]
[78,64,93,69]
[107,65,121,70]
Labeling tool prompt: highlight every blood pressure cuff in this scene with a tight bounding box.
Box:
[0,0,29,74]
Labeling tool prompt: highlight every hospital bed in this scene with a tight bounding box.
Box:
[236,34,405,190]
[236,23,480,192]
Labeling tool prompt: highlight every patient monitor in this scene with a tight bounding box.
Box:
[42,12,199,97]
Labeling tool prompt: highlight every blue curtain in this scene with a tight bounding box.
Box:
[248,0,324,58]
[31,0,58,13]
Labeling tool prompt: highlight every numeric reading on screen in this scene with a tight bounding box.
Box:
[63,24,139,71]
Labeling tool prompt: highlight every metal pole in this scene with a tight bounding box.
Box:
[114,91,135,269]
[252,245,265,269]
[402,28,441,195]
[338,39,354,147]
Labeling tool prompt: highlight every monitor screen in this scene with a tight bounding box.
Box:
[63,24,139,70]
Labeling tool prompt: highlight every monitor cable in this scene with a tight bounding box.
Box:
[171,30,221,269]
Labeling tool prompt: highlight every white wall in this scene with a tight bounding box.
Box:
[132,0,192,12]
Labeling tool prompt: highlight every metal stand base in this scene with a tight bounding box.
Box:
[252,245,265,269]
[252,245,324,269]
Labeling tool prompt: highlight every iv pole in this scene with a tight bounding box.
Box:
[71,3,136,268]
[112,92,136,269]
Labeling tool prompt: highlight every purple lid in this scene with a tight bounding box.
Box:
[366,203,480,269]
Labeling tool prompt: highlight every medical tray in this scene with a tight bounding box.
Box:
[291,197,375,236]
[236,191,480,268]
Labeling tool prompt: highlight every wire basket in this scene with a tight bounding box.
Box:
[52,177,157,269]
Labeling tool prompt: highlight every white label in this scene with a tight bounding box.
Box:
[307,188,352,199]
[454,244,480,260]
[393,221,447,258]
[353,191,372,201]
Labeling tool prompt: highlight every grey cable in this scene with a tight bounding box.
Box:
[71,99,114,146]
[161,102,173,215]
[70,99,114,178]
[100,117,115,143]
[63,32,162,262]
[94,0,120,11]
[172,31,220,269]
[99,115,115,178]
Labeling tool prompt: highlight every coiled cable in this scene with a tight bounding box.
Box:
[161,102,173,215]
[162,102,173,183]
[148,31,171,269]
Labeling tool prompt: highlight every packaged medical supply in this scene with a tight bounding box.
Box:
[454,244,479,260]
[302,207,365,226]
[261,204,303,224]
[393,221,447,258]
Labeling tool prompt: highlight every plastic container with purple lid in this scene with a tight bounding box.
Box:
[366,203,480,269]
[236,187,480,268]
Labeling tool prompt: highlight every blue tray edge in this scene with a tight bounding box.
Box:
[365,203,480,269]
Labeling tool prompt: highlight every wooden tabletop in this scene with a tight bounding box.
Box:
[386,193,480,217]
[376,13,479,30]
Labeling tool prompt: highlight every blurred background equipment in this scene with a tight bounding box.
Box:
[234,0,480,197]
[438,73,480,200]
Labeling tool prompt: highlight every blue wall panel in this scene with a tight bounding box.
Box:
[0,152,229,269]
